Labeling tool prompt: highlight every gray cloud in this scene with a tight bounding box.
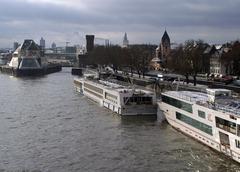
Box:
[0,0,240,47]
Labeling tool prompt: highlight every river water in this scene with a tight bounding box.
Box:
[0,68,240,172]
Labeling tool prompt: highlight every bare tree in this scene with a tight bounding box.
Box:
[167,40,208,85]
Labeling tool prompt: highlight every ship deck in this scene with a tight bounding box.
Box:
[78,78,155,95]
[163,91,240,116]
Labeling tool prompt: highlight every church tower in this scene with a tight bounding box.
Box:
[153,30,171,70]
[160,30,171,61]
[122,33,129,48]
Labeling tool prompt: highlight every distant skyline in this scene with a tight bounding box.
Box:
[0,0,240,48]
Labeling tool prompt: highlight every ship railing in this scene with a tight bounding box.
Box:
[166,93,192,102]
[196,101,240,116]
[215,104,240,116]
[173,94,207,104]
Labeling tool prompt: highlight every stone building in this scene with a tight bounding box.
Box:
[160,30,171,62]
[204,44,232,76]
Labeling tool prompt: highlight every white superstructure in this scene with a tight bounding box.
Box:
[158,88,240,163]
[74,78,157,115]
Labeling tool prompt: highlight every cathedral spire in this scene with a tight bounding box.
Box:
[123,32,129,48]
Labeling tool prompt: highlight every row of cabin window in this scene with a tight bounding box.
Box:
[105,92,118,100]
[162,95,193,113]
[162,95,207,119]
[215,117,239,135]
[84,83,103,94]
[84,88,103,99]
[124,97,152,105]
[176,112,213,135]
[104,92,118,104]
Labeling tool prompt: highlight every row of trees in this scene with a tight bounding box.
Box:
[86,39,240,85]
[167,39,209,85]
[87,44,156,78]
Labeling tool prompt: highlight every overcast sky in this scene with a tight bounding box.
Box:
[0,0,240,48]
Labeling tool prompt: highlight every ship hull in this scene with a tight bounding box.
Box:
[0,65,61,77]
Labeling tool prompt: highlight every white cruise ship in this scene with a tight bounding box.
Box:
[74,78,157,115]
[158,88,240,163]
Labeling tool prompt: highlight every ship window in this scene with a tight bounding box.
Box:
[84,83,103,94]
[176,112,212,135]
[84,88,103,99]
[21,58,38,68]
[235,140,240,148]
[124,96,152,105]
[162,95,192,113]
[105,92,118,104]
[105,92,118,100]
[198,110,206,119]
[215,117,236,135]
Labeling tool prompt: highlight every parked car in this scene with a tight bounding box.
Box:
[213,75,233,84]
[221,76,234,85]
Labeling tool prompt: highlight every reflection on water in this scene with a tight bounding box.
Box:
[0,68,239,171]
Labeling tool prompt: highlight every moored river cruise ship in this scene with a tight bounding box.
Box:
[158,88,240,163]
[74,78,157,116]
